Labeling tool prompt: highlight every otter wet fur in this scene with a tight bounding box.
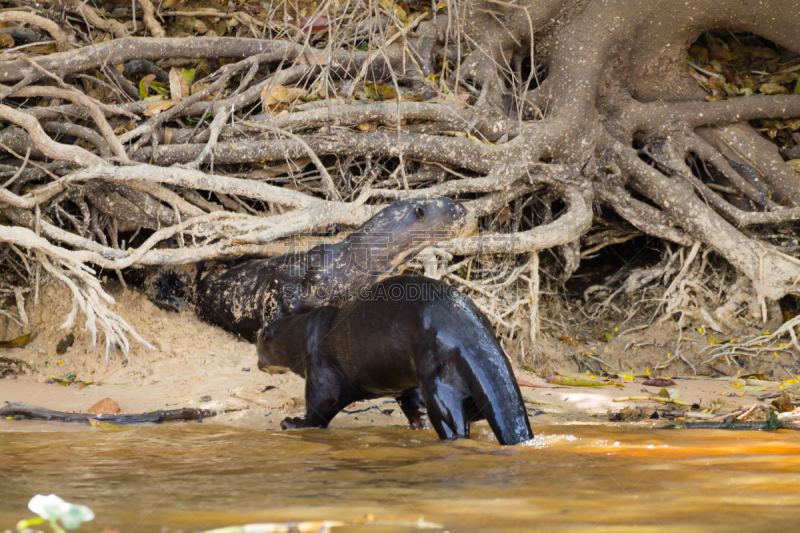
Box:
[144,197,473,342]
[256,276,534,445]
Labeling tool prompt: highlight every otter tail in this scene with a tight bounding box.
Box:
[464,344,534,445]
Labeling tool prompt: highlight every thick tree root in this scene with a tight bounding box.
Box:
[0,0,799,363]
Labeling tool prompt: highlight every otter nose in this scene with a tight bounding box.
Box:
[455,202,467,215]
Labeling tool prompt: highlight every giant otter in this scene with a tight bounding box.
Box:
[256,276,534,445]
[146,197,473,342]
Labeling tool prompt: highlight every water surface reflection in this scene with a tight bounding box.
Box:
[2,422,799,532]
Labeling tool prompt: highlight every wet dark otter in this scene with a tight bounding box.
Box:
[256,276,534,445]
[145,197,473,342]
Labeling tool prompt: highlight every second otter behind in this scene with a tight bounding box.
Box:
[146,197,473,342]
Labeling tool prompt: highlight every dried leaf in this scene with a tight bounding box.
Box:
[771,393,794,412]
[88,398,120,415]
[708,42,732,61]
[787,159,800,174]
[739,373,766,380]
[193,19,210,34]
[0,33,15,48]
[48,375,73,386]
[144,100,179,116]
[0,333,31,349]
[643,378,676,387]
[169,68,184,100]
[559,336,578,347]
[656,388,680,401]
[396,0,411,15]
[380,0,408,23]
[759,82,788,95]
[261,85,307,107]
[287,16,329,32]
[88,418,134,430]
[189,82,209,95]
[139,73,157,100]
[114,123,135,134]
[546,375,605,387]
[365,83,398,100]
[56,334,74,354]
[749,46,778,59]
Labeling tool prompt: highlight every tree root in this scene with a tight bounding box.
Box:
[0,226,153,362]
[0,0,799,363]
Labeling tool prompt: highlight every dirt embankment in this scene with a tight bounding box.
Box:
[0,280,790,429]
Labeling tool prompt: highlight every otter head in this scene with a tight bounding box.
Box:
[256,322,292,374]
[353,197,477,275]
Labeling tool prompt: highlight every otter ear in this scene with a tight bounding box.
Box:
[415,206,425,220]
[258,327,274,342]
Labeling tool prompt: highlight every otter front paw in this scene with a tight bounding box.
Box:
[280,417,306,429]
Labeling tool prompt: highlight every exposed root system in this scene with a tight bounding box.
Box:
[0,0,799,369]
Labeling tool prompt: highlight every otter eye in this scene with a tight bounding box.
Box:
[415,206,425,220]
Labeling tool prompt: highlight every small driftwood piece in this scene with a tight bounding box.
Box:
[0,401,216,424]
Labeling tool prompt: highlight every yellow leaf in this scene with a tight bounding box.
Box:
[88,418,134,430]
[546,375,605,387]
[0,332,31,348]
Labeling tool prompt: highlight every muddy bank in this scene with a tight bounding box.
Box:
[0,280,793,429]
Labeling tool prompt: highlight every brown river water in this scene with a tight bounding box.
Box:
[2,421,800,532]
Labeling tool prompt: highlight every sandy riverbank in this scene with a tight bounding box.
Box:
[0,279,785,430]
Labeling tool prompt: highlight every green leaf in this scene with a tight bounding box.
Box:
[16,517,44,530]
[181,68,195,86]
[139,74,157,100]
[794,75,800,94]
[149,81,170,99]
